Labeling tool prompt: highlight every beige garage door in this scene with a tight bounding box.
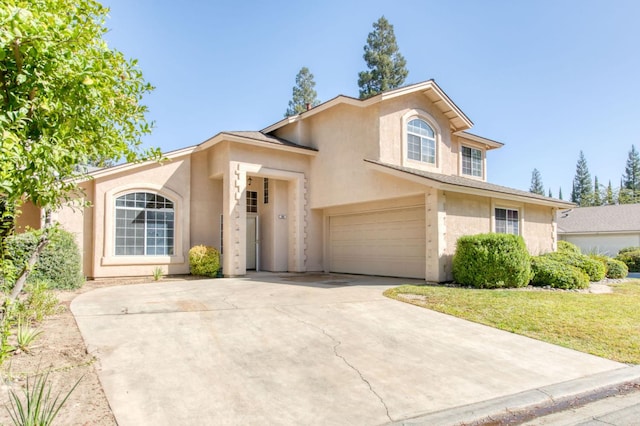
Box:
[329,206,426,279]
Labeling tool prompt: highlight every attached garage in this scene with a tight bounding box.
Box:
[329,206,426,279]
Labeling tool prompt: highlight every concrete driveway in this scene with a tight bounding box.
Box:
[71,273,625,425]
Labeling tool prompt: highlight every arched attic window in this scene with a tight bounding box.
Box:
[407,119,436,164]
[114,192,175,256]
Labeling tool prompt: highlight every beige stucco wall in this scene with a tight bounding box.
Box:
[90,155,192,278]
[190,150,223,249]
[522,203,556,255]
[15,202,41,232]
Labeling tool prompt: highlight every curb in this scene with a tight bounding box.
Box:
[392,365,640,425]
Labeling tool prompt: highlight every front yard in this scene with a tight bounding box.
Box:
[385,280,640,364]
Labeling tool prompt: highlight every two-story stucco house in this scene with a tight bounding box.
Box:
[18,80,573,281]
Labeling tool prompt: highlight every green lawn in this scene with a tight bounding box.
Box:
[384,280,640,364]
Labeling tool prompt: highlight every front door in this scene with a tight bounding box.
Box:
[246,214,258,270]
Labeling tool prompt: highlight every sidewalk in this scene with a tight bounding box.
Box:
[393,365,640,425]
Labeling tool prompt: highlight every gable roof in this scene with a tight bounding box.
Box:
[365,160,574,208]
[195,130,317,154]
[262,80,474,134]
[557,204,640,233]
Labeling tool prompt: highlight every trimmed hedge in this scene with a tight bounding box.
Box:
[557,240,582,255]
[189,245,220,277]
[3,228,84,290]
[618,246,640,255]
[590,254,629,279]
[544,251,606,282]
[531,256,590,289]
[616,250,640,273]
[452,233,531,289]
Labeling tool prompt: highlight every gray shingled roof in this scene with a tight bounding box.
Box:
[557,204,640,233]
[221,131,317,151]
[365,160,573,206]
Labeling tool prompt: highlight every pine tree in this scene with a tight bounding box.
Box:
[571,151,593,206]
[285,67,320,117]
[621,144,640,203]
[548,188,553,198]
[357,16,409,99]
[529,168,545,195]
[593,176,602,206]
[605,180,615,205]
[559,187,563,200]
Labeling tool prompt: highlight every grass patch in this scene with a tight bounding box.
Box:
[384,280,640,364]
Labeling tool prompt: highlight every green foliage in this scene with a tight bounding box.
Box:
[618,246,640,255]
[452,233,531,289]
[15,281,61,323]
[0,0,160,211]
[285,67,320,117]
[544,251,606,281]
[557,240,582,255]
[571,151,594,206]
[616,250,640,273]
[152,267,163,281]
[357,16,408,99]
[530,256,590,289]
[188,245,220,277]
[7,371,81,426]
[3,228,83,290]
[529,168,545,195]
[15,317,42,353]
[588,254,628,279]
[606,258,629,279]
[622,144,640,203]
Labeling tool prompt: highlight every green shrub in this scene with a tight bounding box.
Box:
[452,233,531,289]
[15,281,62,323]
[606,258,629,278]
[557,240,582,255]
[545,251,606,282]
[616,250,640,273]
[618,246,640,255]
[3,228,84,290]
[531,256,590,289]
[189,245,220,277]
[590,254,629,279]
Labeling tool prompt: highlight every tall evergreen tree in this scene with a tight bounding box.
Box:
[571,151,593,206]
[593,176,602,206]
[605,180,615,205]
[529,168,545,195]
[357,16,408,99]
[285,67,320,117]
[621,144,640,203]
[548,188,553,198]
[559,187,563,200]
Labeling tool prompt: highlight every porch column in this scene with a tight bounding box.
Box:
[287,174,307,272]
[222,161,248,277]
[425,189,448,281]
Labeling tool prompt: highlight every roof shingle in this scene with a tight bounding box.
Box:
[557,204,640,233]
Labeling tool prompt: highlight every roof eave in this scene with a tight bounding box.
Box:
[365,161,574,208]
[262,80,474,134]
[196,132,317,155]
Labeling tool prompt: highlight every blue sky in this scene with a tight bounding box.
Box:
[103,0,640,197]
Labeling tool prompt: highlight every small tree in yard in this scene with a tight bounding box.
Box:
[0,0,159,300]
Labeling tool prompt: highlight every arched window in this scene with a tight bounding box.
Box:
[114,192,174,256]
[407,119,436,164]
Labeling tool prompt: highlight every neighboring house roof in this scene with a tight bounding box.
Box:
[557,204,640,234]
[262,79,474,134]
[365,160,574,208]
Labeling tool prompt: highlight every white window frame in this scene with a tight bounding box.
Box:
[491,200,524,237]
[401,109,442,171]
[461,145,484,178]
[102,184,185,266]
[114,192,175,256]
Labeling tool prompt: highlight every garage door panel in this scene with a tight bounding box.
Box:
[329,207,426,279]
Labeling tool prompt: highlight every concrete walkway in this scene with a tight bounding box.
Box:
[71,273,633,425]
